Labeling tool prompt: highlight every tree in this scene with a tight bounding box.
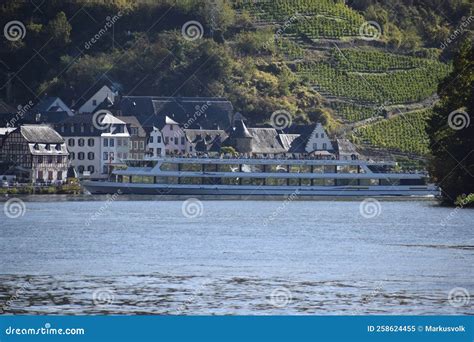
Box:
[46,11,72,46]
[426,38,474,205]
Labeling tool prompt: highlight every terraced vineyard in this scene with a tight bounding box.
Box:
[297,61,450,104]
[235,0,366,39]
[352,110,432,155]
[233,0,449,156]
[330,102,383,122]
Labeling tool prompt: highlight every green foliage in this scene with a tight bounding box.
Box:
[354,110,432,155]
[426,39,474,204]
[330,102,383,122]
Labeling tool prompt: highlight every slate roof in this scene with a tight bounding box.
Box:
[18,125,64,144]
[54,114,102,137]
[33,97,60,112]
[115,116,146,137]
[117,96,233,130]
[247,128,287,154]
[185,129,228,152]
[72,80,120,111]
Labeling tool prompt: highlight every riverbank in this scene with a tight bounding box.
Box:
[0,183,82,195]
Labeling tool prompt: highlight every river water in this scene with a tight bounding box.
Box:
[0,196,473,315]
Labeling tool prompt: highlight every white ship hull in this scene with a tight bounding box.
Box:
[82,181,440,197]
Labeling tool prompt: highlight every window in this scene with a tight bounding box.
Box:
[323,143,327,150]
[117,139,122,147]
[57,171,62,180]
[60,125,65,133]
[78,138,85,147]
[88,152,94,160]
[48,171,53,180]
[90,125,94,133]
[157,136,161,143]
[45,144,50,151]
[133,141,138,150]
[80,124,85,133]
[190,146,193,152]
[180,137,185,145]
[87,165,94,173]
[38,156,43,163]
[149,136,154,143]
[165,137,169,144]
[170,125,173,130]
[174,137,178,144]
[55,144,61,151]
[109,139,114,147]
[47,156,53,164]
[57,156,62,163]
[129,141,132,149]
[103,138,108,147]
[321,133,324,138]
[157,148,162,155]
[78,152,85,160]
[69,152,75,160]
[88,138,94,147]
[315,133,319,138]
[37,171,43,180]
[313,143,317,150]
[118,152,122,159]
[139,141,144,149]
[123,153,127,159]
[138,153,144,159]
[71,125,75,133]
[102,166,108,174]
[92,99,97,106]
[78,165,85,173]
[103,152,108,160]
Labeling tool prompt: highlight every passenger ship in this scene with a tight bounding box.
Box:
[82,156,440,197]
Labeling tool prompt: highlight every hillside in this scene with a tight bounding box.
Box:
[0,0,472,161]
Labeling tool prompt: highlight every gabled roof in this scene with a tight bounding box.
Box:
[115,116,146,137]
[72,80,120,110]
[101,113,125,125]
[117,96,233,130]
[17,125,64,144]
[33,97,60,112]
[165,116,179,125]
[247,128,287,154]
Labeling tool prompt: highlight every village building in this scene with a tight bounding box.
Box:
[146,127,166,158]
[100,114,130,175]
[0,125,68,183]
[116,116,147,160]
[54,114,102,178]
[184,129,228,156]
[73,84,119,114]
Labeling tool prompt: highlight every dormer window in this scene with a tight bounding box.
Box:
[55,144,61,151]
[71,124,75,133]
[34,143,39,150]
[45,144,50,150]
[81,124,85,133]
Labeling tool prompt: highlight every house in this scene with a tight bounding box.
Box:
[283,123,336,158]
[147,127,166,158]
[0,125,69,183]
[100,114,130,175]
[54,114,102,178]
[116,96,233,130]
[74,84,119,114]
[184,129,228,156]
[116,116,147,160]
[336,138,360,160]
[224,120,286,157]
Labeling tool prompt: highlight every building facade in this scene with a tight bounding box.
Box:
[0,125,69,183]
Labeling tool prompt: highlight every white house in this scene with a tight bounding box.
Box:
[55,115,102,178]
[161,116,187,155]
[305,123,334,153]
[147,127,166,158]
[77,85,118,114]
[100,114,130,175]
